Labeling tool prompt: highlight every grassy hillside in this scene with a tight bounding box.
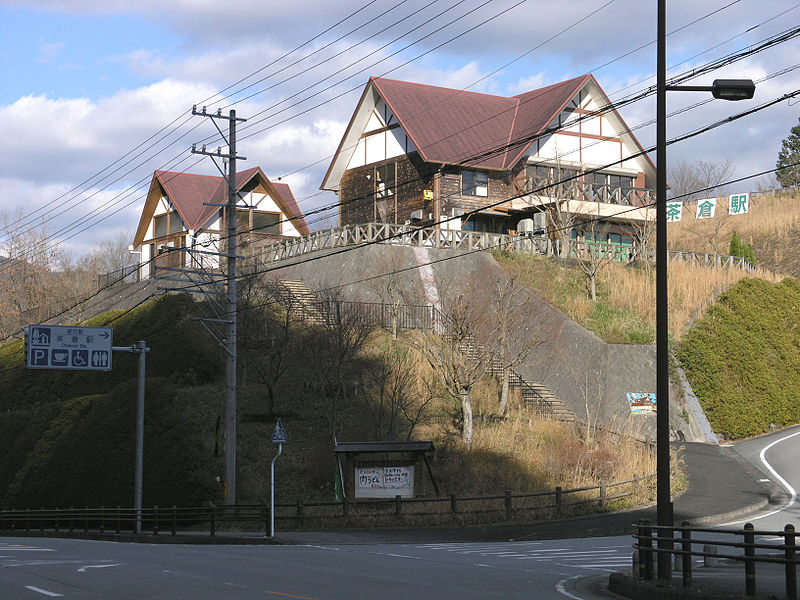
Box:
[676,278,800,439]
[494,251,777,343]
[0,292,656,512]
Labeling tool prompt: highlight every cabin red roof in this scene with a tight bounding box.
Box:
[134,167,309,247]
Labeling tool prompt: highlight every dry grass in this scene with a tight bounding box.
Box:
[668,191,800,253]
[598,260,780,340]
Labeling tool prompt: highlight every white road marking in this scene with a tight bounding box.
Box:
[78,563,120,572]
[722,429,800,525]
[24,586,63,597]
[384,553,420,560]
[555,575,588,600]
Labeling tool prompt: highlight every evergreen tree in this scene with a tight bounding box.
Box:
[729,231,756,266]
[777,118,800,190]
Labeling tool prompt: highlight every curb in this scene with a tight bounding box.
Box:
[608,572,742,600]
[0,530,282,545]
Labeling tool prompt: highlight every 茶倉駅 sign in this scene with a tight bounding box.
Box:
[25,325,113,371]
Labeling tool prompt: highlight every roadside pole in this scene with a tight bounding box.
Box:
[113,341,150,534]
[270,418,288,538]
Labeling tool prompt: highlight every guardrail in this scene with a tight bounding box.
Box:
[0,474,653,537]
[634,520,799,599]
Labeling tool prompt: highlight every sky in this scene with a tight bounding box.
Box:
[0,0,798,259]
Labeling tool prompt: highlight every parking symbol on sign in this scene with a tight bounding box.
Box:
[31,349,49,366]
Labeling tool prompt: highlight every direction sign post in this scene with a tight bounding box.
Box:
[25,325,113,371]
[270,418,287,537]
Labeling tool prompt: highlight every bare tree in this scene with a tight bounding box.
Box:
[489,278,538,416]
[359,344,436,440]
[367,249,410,340]
[667,159,733,202]
[631,213,656,272]
[313,288,374,443]
[238,278,306,415]
[415,292,491,449]
[574,222,617,301]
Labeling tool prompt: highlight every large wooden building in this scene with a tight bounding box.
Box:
[321,74,656,246]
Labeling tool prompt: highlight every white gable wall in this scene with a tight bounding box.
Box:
[346,97,416,170]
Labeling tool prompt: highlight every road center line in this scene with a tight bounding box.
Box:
[24,586,63,597]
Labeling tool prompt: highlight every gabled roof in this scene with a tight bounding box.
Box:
[134,167,309,246]
[372,74,587,170]
[322,74,656,191]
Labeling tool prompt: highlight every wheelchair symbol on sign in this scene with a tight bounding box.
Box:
[71,350,89,367]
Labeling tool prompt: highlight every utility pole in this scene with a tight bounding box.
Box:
[190,107,247,505]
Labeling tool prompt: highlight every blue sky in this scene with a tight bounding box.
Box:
[0,0,798,257]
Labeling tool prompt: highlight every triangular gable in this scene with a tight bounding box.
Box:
[134,167,309,247]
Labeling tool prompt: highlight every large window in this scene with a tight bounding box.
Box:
[153,211,183,238]
[236,209,281,234]
[375,162,396,223]
[462,170,488,197]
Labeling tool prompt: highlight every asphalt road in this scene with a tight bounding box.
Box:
[728,423,800,531]
[0,535,633,600]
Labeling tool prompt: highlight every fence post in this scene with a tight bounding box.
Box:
[450,494,458,514]
[40,508,44,532]
[153,505,159,536]
[54,508,59,534]
[171,505,177,536]
[264,504,269,535]
[209,504,216,537]
[600,481,607,509]
[555,487,563,515]
[116,506,121,534]
[681,521,692,588]
[395,495,402,519]
[505,490,513,520]
[84,506,89,533]
[343,496,349,519]
[69,507,73,534]
[99,506,105,533]
[633,474,640,495]
[744,522,756,596]
[642,519,654,580]
[786,524,796,600]
[296,500,303,524]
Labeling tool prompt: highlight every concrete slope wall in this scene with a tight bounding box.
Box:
[260,245,694,441]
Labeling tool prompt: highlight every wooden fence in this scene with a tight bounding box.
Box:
[0,473,654,536]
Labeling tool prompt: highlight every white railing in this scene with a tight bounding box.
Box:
[243,222,754,272]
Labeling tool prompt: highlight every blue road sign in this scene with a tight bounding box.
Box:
[25,325,113,371]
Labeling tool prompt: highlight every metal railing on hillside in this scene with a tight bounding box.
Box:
[0,473,654,537]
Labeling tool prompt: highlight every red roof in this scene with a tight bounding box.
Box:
[134,167,309,246]
[370,74,590,170]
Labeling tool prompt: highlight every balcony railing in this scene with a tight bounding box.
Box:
[527,179,654,207]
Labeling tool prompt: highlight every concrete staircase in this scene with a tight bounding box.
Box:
[275,278,575,422]
[276,280,328,326]
[460,339,575,422]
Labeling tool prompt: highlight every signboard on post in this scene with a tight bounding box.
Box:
[25,325,113,371]
[271,418,288,445]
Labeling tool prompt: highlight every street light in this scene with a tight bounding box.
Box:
[656,0,755,581]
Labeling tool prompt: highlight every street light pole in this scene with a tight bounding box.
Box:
[656,0,754,582]
[656,0,672,581]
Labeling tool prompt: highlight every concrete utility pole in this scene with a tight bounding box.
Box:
[190,107,247,505]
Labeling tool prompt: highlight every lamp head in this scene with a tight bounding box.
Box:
[711,79,755,101]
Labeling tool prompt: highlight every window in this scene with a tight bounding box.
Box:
[462,170,488,197]
[375,163,396,199]
[153,211,183,238]
[253,211,280,234]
